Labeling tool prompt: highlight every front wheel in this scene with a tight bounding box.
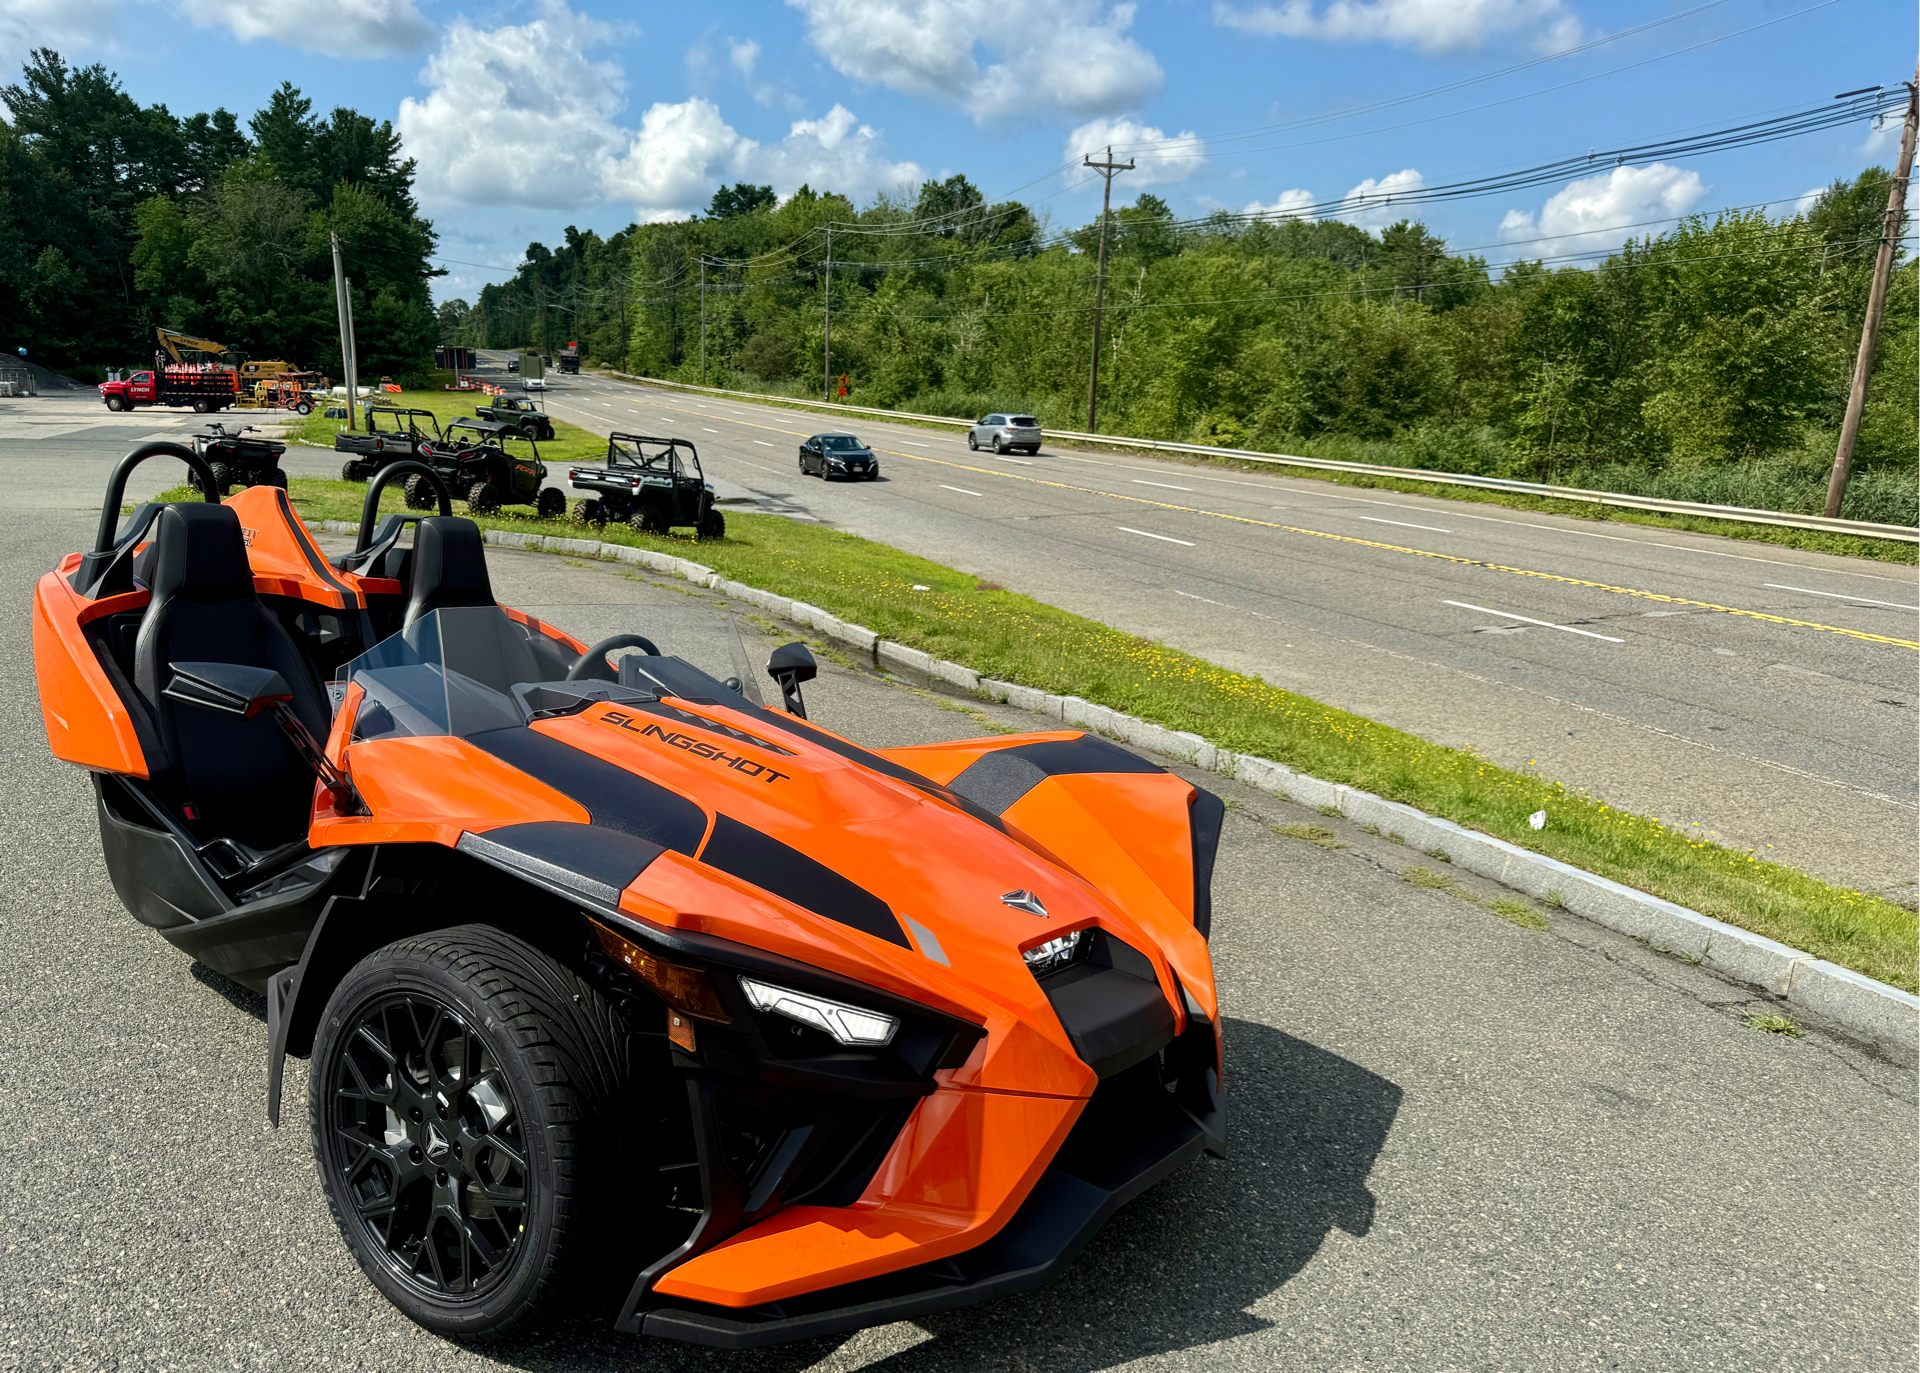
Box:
[403,474,437,510]
[966,433,977,451]
[536,488,566,520]
[270,468,289,490]
[697,508,726,540]
[466,480,501,514]
[310,927,651,1337]
[105,395,124,412]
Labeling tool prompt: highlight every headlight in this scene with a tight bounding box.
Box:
[1022,929,1089,976]
[740,977,898,1046]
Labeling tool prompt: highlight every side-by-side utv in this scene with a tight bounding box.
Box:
[568,434,723,539]
[416,419,564,517]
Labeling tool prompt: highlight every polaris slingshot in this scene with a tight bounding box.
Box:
[32,445,1228,1349]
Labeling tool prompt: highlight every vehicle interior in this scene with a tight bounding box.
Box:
[606,434,699,479]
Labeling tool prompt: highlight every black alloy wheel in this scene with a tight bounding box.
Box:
[311,927,663,1336]
[323,991,532,1305]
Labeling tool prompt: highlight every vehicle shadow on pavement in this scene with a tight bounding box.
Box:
[480,1016,1400,1373]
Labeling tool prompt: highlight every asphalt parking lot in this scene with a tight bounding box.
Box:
[0,420,1913,1372]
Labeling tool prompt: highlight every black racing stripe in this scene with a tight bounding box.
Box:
[698,814,909,948]
[272,488,359,605]
[1188,788,1225,940]
[467,727,709,853]
[461,821,665,905]
[947,735,1166,816]
[727,701,1008,832]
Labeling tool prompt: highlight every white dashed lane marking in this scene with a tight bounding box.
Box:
[1445,600,1624,643]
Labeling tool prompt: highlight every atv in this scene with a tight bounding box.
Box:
[190,422,288,494]
[416,418,565,518]
[472,394,555,441]
[32,446,1227,1351]
[336,407,446,481]
[568,433,723,539]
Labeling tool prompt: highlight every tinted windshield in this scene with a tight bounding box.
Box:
[822,436,864,450]
[1008,416,1039,427]
[342,606,749,742]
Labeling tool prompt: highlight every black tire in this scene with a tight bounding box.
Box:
[270,468,289,490]
[866,467,880,481]
[536,487,566,520]
[633,506,668,535]
[105,395,124,412]
[403,474,437,510]
[467,480,501,515]
[309,926,655,1338]
[342,461,360,482]
[798,452,809,475]
[991,435,1005,454]
[573,498,604,526]
[192,398,211,414]
[208,462,234,495]
[697,508,726,540]
[966,433,977,451]
[295,401,313,416]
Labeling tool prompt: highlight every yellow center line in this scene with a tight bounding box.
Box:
[607,391,1918,652]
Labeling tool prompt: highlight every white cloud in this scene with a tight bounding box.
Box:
[191,0,434,56]
[1244,188,1316,219]
[400,3,919,220]
[1213,0,1579,54]
[730,38,760,78]
[400,2,628,208]
[784,0,1162,122]
[1335,168,1424,228]
[1499,162,1704,258]
[1064,117,1204,189]
[1,0,124,64]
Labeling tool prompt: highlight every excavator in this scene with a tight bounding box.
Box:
[154,327,292,384]
[101,329,309,415]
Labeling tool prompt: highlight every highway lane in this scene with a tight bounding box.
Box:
[0,419,1913,1371]
[534,370,1919,901]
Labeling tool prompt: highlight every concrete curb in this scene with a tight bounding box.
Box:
[311,518,1920,1063]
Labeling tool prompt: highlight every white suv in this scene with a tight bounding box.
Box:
[968,413,1043,455]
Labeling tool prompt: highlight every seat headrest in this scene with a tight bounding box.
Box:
[147,503,254,604]
[404,517,495,627]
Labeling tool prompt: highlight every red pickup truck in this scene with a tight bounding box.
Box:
[100,367,238,414]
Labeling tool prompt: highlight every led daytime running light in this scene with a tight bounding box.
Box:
[739,977,898,1047]
[1022,929,1089,976]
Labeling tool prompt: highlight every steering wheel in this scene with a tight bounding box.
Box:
[354,460,452,554]
[567,633,663,681]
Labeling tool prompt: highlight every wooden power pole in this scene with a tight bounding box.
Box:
[822,227,833,402]
[1083,146,1134,433]
[699,258,707,385]
[1826,67,1919,518]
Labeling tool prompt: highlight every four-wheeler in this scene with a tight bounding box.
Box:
[967,413,1044,455]
[472,395,555,441]
[417,419,564,517]
[798,433,879,481]
[32,446,1226,1349]
[190,423,288,493]
[568,434,723,538]
[336,407,446,481]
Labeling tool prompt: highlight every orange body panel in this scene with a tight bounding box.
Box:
[33,566,151,778]
[309,736,589,848]
[651,1086,1083,1307]
[224,486,364,610]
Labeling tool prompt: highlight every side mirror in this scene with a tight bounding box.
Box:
[163,662,292,719]
[766,641,817,719]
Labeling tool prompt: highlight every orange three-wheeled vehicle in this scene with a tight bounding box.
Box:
[32,444,1228,1348]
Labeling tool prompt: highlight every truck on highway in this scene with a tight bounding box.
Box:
[557,342,581,374]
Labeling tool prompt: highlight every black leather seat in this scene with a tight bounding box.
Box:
[132,504,332,846]
[403,517,496,627]
[404,517,574,680]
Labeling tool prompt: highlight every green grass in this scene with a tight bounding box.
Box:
[153,477,1920,991]
[1490,897,1551,931]
[1744,1013,1804,1038]
[1272,823,1345,851]
[598,371,1917,566]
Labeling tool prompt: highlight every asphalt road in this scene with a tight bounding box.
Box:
[0,414,1914,1371]
[507,363,1919,903]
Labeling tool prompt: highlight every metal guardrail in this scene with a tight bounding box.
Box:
[601,372,1919,544]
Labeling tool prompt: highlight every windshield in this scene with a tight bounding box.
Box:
[1008,416,1039,427]
[343,605,757,742]
[609,440,683,474]
[822,436,864,450]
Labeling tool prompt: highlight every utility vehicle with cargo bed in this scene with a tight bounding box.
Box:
[336,407,446,481]
[569,433,723,538]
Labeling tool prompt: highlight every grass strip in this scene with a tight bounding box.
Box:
[156,476,1920,991]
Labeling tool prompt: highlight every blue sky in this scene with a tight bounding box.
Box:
[4,0,1909,301]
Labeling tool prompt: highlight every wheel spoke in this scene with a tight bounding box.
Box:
[481,1135,527,1176]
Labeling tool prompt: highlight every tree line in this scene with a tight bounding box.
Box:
[449,170,1915,523]
[0,50,438,384]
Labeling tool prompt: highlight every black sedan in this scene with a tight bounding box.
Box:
[799,432,879,480]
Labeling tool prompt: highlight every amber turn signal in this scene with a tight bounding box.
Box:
[590,920,732,1023]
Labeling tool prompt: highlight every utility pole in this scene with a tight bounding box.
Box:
[822,226,833,402]
[699,258,708,385]
[329,232,359,431]
[1826,66,1918,517]
[1083,145,1133,433]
